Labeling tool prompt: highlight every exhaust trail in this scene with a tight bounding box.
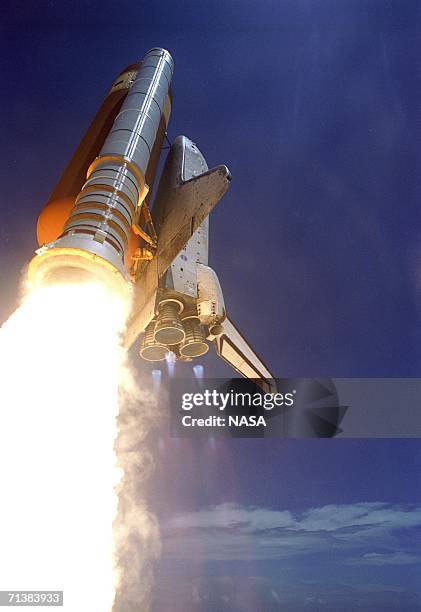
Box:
[113,363,161,612]
[0,279,159,611]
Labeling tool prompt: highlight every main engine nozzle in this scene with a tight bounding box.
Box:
[154,299,185,346]
[179,316,209,358]
[28,48,174,294]
[139,321,169,361]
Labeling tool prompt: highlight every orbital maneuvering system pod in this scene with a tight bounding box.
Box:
[29,47,274,389]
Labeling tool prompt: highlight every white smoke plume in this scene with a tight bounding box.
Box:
[113,361,162,612]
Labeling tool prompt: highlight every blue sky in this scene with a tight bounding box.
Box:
[2,1,421,610]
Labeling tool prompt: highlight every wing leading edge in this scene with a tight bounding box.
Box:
[213,318,276,393]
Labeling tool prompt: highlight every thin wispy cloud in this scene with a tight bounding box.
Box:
[346,552,419,566]
[163,502,421,562]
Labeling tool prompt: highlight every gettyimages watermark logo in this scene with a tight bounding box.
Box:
[181,389,296,411]
[167,378,421,438]
[169,378,346,438]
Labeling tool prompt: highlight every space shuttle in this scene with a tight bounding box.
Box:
[29,48,274,389]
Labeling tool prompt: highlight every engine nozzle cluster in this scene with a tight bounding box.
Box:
[139,299,209,362]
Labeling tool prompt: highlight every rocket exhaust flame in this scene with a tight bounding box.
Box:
[0,277,159,611]
[27,246,132,297]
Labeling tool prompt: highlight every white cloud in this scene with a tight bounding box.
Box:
[346,552,419,566]
[299,502,421,533]
[166,502,295,532]
[162,502,421,562]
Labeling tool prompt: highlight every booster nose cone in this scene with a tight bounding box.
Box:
[154,300,185,346]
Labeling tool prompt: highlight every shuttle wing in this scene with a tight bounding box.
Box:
[213,318,276,393]
[155,165,230,277]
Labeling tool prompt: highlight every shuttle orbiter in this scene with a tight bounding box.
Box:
[28,48,274,389]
